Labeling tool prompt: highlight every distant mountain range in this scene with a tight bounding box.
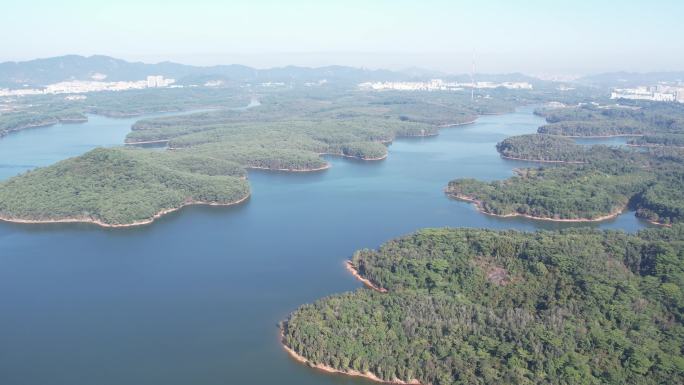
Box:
[0,55,545,89]
[2,55,680,89]
[0,55,408,88]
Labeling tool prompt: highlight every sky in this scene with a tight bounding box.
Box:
[2,0,683,75]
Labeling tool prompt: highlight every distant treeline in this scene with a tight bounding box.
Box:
[535,102,684,139]
[0,87,251,137]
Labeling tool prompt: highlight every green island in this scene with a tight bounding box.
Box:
[448,131,684,225]
[283,226,684,385]
[0,89,517,226]
[0,147,249,226]
[0,106,87,137]
[496,134,616,163]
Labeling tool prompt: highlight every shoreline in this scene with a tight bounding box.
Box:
[400,133,439,138]
[555,134,643,138]
[645,218,672,227]
[438,118,478,128]
[125,139,170,145]
[0,118,87,138]
[280,328,421,385]
[448,193,625,222]
[322,152,388,161]
[500,155,585,164]
[0,193,250,228]
[246,164,331,172]
[345,261,388,292]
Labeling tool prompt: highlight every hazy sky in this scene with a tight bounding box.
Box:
[2,0,683,75]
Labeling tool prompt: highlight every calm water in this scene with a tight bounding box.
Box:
[0,109,215,180]
[0,107,651,385]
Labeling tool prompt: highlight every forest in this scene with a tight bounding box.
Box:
[448,131,684,224]
[495,134,618,163]
[0,105,86,137]
[283,226,684,385]
[628,133,684,148]
[0,147,249,225]
[0,87,250,137]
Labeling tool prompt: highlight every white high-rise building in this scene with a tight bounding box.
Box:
[146,75,164,88]
[611,86,682,103]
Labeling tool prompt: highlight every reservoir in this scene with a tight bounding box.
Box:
[0,107,651,385]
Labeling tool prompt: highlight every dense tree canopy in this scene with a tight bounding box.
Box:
[629,133,684,148]
[0,148,249,225]
[0,106,86,137]
[447,166,650,220]
[284,227,684,385]
[449,129,684,224]
[496,134,619,163]
[0,87,250,137]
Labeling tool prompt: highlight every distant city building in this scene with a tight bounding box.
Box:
[611,85,684,103]
[146,75,174,88]
[0,75,176,97]
[359,79,532,92]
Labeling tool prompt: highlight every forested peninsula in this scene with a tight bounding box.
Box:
[283,226,684,385]
[448,130,684,225]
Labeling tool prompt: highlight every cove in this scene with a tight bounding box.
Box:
[0,106,652,385]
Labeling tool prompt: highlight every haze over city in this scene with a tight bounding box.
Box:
[3,0,684,75]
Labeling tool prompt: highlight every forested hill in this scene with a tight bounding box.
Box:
[0,55,553,88]
[283,226,684,385]
[0,148,249,226]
